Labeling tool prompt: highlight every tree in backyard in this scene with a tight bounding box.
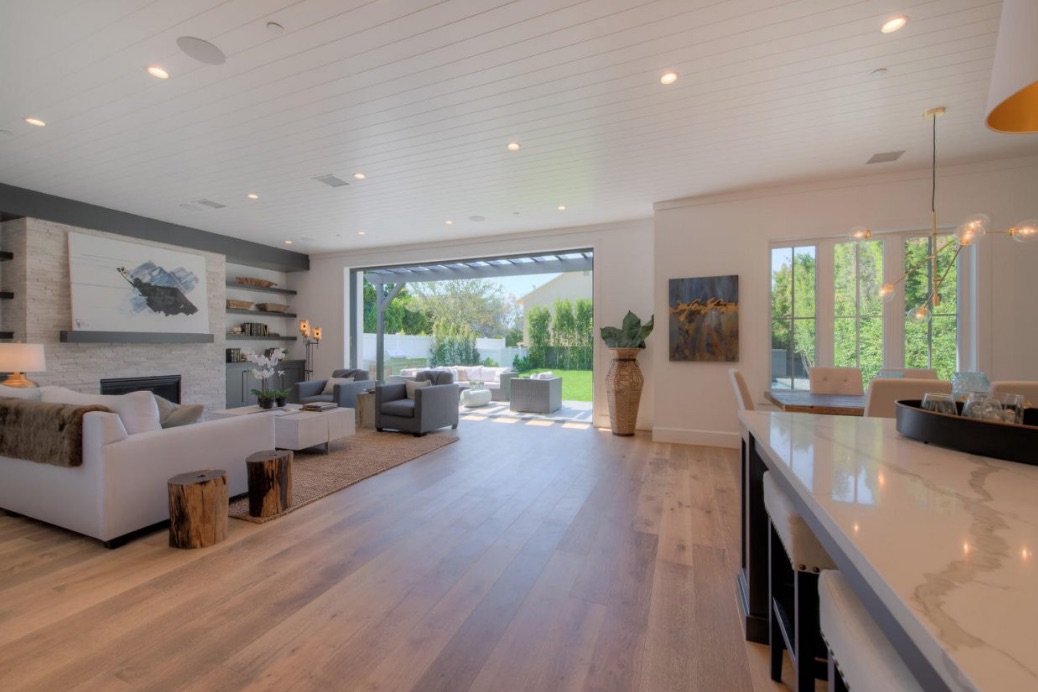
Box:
[574,298,594,370]
[411,279,511,338]
[552,299,576,369]
[526,305,551,369]
[362,280,431,335]
[770,249,817,378]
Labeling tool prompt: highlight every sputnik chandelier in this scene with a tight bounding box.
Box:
[849,106,1038,322]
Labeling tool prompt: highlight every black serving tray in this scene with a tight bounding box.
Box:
[895,400,1038,465]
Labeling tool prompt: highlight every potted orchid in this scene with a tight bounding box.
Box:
[246,347,288,408]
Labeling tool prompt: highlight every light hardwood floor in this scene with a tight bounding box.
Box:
[0,417,794,691]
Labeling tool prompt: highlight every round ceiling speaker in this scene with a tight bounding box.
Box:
[176,36,226,65]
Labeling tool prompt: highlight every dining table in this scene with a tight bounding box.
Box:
[736,410,1038,691]
[764,389,865,416]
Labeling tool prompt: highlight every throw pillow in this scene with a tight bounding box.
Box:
[0,384,42,400]
[405,379,430,399]
[455,367,468,382]
[534,371,554,380]
[154,395,204,428]
[322,376,355,394]
[39,387,161,435]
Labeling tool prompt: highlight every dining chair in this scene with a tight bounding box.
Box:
[808,367,864,396]
[729,368,753,412]
[864,378,952,418]
[989,381,1038,407]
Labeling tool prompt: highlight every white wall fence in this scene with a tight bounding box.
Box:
[360,333,524,370]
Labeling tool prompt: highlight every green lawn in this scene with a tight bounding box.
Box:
[519,369,592,402]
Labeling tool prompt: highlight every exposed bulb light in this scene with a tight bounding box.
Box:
[557,205,566,211]
[660,71,678,85]
[909,305,931,323]
[1011,220,1038,243]
[246,193,259,200]
[353,172,366,180]
[956,213,989,246]
[849,226,872,241]
[146,65,170,79]
[24,117,46,127]
[881,16,908,34]
[878,284,896,303]
[506,142,521,151]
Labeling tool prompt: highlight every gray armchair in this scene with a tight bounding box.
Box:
[293,368,372,409]
[375,370,460,436]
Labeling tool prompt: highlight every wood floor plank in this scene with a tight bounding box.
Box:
[0,420,784,692]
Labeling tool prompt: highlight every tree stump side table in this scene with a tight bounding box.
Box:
[246,449,293,518]
[167,469,228,549]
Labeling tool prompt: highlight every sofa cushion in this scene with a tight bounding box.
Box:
[40,387,161,435]
[322,376,354,394]
[0,384,42,400]
[382,399,416,418]
[455,367,468,382]
[154,395,204,428]
[405,379,430,399]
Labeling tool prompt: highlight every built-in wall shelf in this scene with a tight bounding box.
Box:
[227,308,298,318]
[0,291,13,300]
[0,251,12,262]
[226,281,296,296]
[59,331,215,344]
[226,335,298,341]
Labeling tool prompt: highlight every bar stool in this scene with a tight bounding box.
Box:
[763,471,836,692]
[819,570,923,692]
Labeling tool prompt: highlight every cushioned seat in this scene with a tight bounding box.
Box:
[381,399,415,418]
[293,368,371,408]
[819,570,923,692]
[763,471,836,692]
[375,370,460,436]
[809,367,864,395]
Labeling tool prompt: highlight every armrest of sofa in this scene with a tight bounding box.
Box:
[415,384,460,430]
[294,379,328,402]
[332,380,373,409]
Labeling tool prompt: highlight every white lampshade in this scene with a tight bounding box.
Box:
[986,0,1038,133]
[0,343,46,388]
[0,342,46,372]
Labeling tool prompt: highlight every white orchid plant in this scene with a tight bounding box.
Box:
[246,348,288,401]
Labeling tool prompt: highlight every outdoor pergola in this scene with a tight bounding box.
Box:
[361,250,594,380]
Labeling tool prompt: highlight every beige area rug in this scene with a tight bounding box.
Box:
[229,429,457,524]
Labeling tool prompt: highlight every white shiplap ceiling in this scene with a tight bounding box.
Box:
[0,0,1033,254]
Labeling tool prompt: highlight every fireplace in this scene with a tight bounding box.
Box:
[100,375,181,404]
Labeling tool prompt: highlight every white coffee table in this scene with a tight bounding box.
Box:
[212,404,355,453]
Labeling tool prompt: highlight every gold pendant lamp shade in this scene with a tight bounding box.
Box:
[986,0,1038,133]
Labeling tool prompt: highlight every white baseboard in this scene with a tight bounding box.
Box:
[651,426,740,449]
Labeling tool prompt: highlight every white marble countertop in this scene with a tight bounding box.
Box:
[740,411,1038,692]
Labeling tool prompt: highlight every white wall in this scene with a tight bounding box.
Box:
[652,155,1038,448]
[290,220,654,430]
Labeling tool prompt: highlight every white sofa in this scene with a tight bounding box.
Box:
[399,366,516,400]
[0,397,274,546]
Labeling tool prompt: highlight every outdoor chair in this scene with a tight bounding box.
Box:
[510,374,562,414]
[375,370,460,436]
[293,368,371,408]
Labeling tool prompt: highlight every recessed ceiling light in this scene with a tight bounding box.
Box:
[445,219,453,225]
[176,36,227,65]
[870,67,888,78]
[881,16,908,34]
[246,193,259,200]
[506,142,521,151]
[557,205,567,211]
[284,240,293,245]
[660,71,678,85]
[24,117,46,127]
[357,231,366,236]
[146,65,169,79]
[353,172,366,180]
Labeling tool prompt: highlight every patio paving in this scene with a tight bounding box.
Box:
[460,399,593,424]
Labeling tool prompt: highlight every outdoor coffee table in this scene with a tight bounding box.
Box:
[212,404,355,453]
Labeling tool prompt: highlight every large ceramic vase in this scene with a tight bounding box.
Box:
[606,347,644,436]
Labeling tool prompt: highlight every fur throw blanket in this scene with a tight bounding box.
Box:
[0,397,111,467]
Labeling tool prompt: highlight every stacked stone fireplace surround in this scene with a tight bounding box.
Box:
[0,217,227,415]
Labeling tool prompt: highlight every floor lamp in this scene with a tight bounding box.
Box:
[299,320,321,380]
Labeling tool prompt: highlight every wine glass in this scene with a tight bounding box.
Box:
[994,393,1025,424]
[921,392,958,416]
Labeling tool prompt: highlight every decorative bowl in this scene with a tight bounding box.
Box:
[235,276,277,288]
[256,303,290,313]
[226,299,254,310]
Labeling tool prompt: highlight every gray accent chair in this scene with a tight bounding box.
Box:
[510,376,563,414]
[293,368,372,409]
[375,370,460,436]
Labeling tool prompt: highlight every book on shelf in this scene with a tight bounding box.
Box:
[301,402,338,412]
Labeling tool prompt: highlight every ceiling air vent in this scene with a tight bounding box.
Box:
[314,174,350,188]
[195,198,227,209]
[866,150,906,165]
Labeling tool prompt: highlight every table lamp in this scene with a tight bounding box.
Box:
[0,342,47,388]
